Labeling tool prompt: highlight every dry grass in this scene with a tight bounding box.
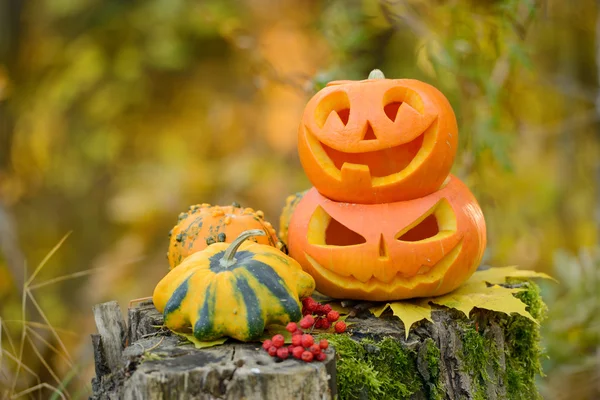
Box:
[0,233,105,399]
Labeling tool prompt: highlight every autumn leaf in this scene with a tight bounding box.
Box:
[173,332,228,348]
[368,266,556,337]
[469,266,557,285]
[371,300,433,339]
[328,302,351,315]
[428,282,537,323]
[261,325,293,343]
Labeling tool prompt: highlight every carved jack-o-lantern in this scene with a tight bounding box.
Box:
[287,176,486,301]
[298,71,458,204]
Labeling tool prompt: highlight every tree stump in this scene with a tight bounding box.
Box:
[90,300,337,400]
[90,283,543,400]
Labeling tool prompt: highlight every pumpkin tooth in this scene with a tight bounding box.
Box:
[224,216,232,225]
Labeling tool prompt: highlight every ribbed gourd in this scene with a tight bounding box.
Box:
[168,203,282,269]
[154,230,315,342]
[278,190,308,247]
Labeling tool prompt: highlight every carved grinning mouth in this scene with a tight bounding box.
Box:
[306,119,438,186]
[321,131,424,178]
[305,240,462,287]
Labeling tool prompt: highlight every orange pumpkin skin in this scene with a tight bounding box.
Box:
[168,204,281,269]
[298,78,458,204]
[287,176,486,301]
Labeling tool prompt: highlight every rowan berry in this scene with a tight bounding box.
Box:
[301,334,315,348]
[299,315,315,329]
[268,346,278,357]
[285,322,298,333]
[334,321,347,333]
[327,310,340,322]
[301,351,314,362]
[262,340,272,350]
[271,334,285,348]
[276,347,289,360]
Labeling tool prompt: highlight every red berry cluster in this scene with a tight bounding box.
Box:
[260,297,348,362]
[261,323,329,362]
[301,297,346,333]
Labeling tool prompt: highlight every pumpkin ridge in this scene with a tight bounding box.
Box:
[234,274,264,339]
[193,282,217,340]
[241,261,302,321]
[163,276,190,316]
[254,218,277,247]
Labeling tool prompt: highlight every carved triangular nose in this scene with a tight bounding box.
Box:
[362,121,377,141]
[378,234,389,260]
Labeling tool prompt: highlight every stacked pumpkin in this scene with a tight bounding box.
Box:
[285,70,487,301]
[151,70,488,344]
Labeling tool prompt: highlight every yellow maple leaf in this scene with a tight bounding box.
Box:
[367,266,555,337]
[173,332,228,348]
[469,266,557,285]
[428,282,537,323]
[329,302,351,315]
[371,299,433,339]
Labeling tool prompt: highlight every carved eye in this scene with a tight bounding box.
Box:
[314,91,350,129]
[308,206,366,246]
[384,102,402,122]
[396,199,456,242]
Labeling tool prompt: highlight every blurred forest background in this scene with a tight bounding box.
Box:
[0,0,598,398]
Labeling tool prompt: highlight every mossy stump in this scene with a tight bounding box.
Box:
[321,281,545,400]
[90,282,544,400]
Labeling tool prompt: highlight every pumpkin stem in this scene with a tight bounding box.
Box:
[368,69,385,79]
[220,229,266,267]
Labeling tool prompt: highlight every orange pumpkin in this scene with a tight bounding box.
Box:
[168,203,281,269]
[298,70,458,204]
[287,176,486,301]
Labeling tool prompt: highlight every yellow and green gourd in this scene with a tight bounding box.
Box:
[278,190,308,247]
[153,230,315,341]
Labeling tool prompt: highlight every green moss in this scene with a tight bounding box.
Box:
[423,338,444,400]
[318,279,546,400]
[459,322,499,400]
[319,334,421,400]
[503,279,547,400]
